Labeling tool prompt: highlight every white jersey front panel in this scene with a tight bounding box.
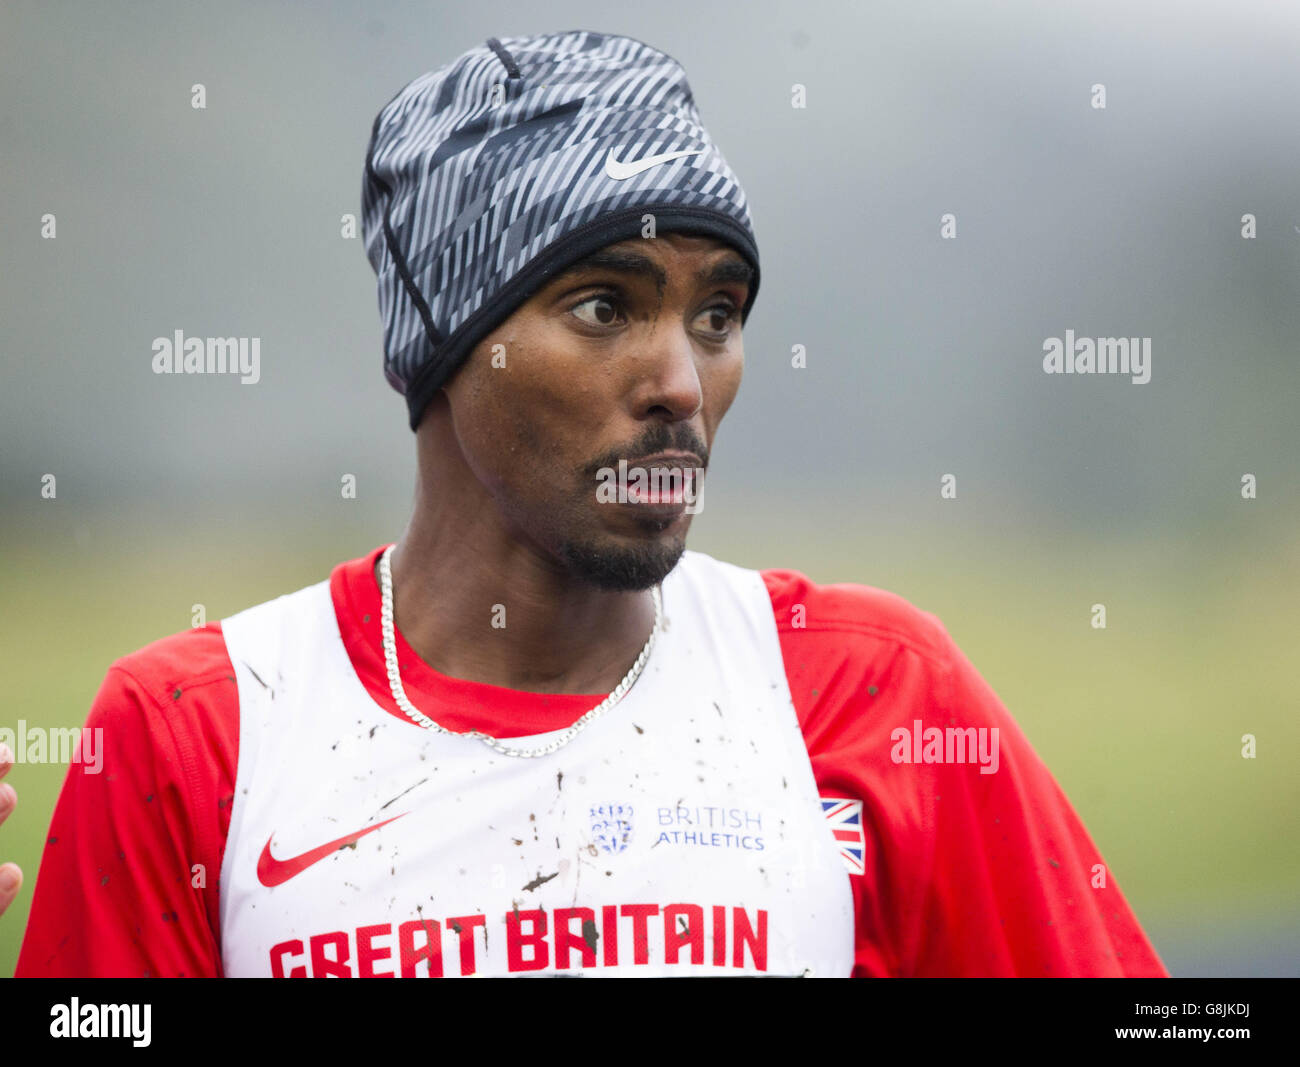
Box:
[218,551,854,977]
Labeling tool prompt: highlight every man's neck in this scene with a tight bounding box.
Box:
[379,522,658,696]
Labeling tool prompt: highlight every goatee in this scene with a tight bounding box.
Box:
[557,534,686,592]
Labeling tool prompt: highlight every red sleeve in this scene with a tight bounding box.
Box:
[14,625,238,978]
[763,568,1168,978]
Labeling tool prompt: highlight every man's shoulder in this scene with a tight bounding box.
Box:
[681,551,953,669]
[108,569,338,702]
[764,566,949,657]
[102,622,238,717]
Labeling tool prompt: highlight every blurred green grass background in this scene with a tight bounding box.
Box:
[2,499,1297,976]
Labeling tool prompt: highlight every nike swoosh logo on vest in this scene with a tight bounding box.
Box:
[256,813,409,888]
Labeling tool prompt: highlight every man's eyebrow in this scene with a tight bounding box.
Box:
[552,250,753,293]
[699,258,753,291]
[554,250,666,289]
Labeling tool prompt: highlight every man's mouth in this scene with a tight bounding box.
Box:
[623,465,696,505]
[594,456,705,515]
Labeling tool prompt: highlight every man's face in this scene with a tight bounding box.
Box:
[437,232,752,591]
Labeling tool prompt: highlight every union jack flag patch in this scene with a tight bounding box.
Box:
[821,797,865,875]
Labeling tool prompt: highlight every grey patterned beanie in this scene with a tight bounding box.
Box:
[362,30,761,430]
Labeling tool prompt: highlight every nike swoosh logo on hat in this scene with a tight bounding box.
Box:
[256,813,408,887]
[604,146,703,180]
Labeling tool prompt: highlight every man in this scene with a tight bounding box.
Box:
[13,30,1166,977]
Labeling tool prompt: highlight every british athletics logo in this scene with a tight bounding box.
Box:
[821,798,865,875]
[590,803,634,854]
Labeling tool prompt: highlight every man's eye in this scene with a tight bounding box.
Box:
[695,303,739,337]
[571,294,623,326]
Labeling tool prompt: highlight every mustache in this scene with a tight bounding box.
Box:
[585,425,710,475]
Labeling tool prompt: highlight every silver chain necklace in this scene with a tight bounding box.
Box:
[377,544,662,758]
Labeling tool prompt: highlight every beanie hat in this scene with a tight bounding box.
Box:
[361,30,761,430]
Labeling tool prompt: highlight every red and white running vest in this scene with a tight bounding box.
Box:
[218,551,856,977]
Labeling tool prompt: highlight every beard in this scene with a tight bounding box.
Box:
[555,525,688,591]
[536,422,708,590]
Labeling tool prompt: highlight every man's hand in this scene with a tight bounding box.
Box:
[0,743,21,917]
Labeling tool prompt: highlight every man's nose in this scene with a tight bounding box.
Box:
[632,323,703,421]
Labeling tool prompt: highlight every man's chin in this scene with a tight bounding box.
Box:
[556,532,687,592]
